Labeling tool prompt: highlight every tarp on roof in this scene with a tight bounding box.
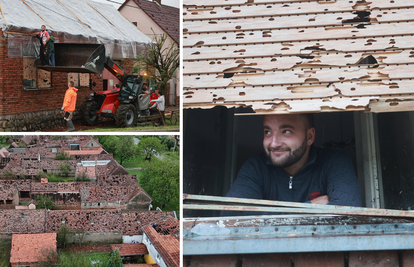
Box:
[0,0,152,59]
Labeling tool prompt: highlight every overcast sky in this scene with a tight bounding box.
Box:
[90,0,180,8]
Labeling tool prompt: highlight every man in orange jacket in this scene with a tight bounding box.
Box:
[61,81,78,132]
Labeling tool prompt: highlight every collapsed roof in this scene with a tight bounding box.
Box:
[0,0,152,59]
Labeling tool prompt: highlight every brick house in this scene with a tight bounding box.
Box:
[80,185,152,209]
[0,183,18,206]
[142,217,180,267]
[0,0,151,131]
[10,233,57,267]
[119,0,180,106]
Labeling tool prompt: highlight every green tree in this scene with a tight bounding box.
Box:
[59,163,70,177]
[105,249,123,267]
[0,239,11,267]
[131,31,179,106]
[98,135,118,157]
[37,247,58,267]
[55,151,71,160]
[57,224,72,249]
[36,195,53,210]
[99,136,136,165]
[115,136,136,166]
[140,159,179,212]
[161,136,176,151]
[137,136,165,162]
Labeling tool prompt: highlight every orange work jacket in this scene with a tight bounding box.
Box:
[63,87,78,112]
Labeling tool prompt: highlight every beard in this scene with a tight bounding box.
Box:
[266,136,308,168]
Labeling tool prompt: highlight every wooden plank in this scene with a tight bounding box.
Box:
[184,1,413,21]
[184,194,414,218]
[185,9,414,33]
[184,37,414,61]
[184,79,414,105]
[184,51,414,75]
[184,64,414,89]
[184,21,414,47]
[183,0,318,6]
[184,85,339,103]
[0,2,6,26]
[184,0,412,8]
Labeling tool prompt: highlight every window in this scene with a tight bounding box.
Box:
[70,144,80,151]
[23,57,52,90]
[68,73,90,87]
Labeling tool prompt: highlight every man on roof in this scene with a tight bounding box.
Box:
[221,114,361,216]
[32,25,50,66]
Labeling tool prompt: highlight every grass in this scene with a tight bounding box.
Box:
[0,239,11,267]
[128,170,143,179]
[82,123,179,132]
[19,201,29,205]
[87,252,111,264]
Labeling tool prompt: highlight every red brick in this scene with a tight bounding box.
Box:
[402,250,414,267]
[190,254,239,267]
[295,252,343,267]
[349,251,398,267]
[242,253,292,267]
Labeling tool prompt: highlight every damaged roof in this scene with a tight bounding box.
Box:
[124,0,179,44]
[0,0,152,58]
[143,219,180,267]
[183,0,414,114]
[110,243,148,256]
[10,233,57,264]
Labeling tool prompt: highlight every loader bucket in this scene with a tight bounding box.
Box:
[34,43,106,74]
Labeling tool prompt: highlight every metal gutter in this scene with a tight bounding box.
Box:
[183,215,414,255]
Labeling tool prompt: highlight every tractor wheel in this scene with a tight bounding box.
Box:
[80,101,99,126]
[115,104,137,127]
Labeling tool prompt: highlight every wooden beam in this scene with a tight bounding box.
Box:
[0,2,6,26]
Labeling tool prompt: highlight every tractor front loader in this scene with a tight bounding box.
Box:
[35,43,155,128]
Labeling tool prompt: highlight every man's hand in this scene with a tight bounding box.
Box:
[61,106,65,111]
[310,195,330,205]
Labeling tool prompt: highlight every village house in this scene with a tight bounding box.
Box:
[119,0,180,106]
[10,233,57,267]
[80,184,152,209]
[142,217,179,267]
[0,0,151,131]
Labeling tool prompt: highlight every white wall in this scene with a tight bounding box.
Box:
[120,0,180,106]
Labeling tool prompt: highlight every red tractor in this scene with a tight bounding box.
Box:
[36,43,155,128]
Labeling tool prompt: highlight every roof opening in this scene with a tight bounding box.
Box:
[342,11,371,23]
[356,55,379,68]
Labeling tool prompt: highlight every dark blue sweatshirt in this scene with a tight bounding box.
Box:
[221,146,361,216]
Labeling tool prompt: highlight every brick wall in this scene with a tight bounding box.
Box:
[0,32,104,130]
[120,58,136,75]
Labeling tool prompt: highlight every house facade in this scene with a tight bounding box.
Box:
[0,0,151,131]
[119,0,180,106]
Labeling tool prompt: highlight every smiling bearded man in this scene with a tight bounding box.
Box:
[221,114,361,217]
